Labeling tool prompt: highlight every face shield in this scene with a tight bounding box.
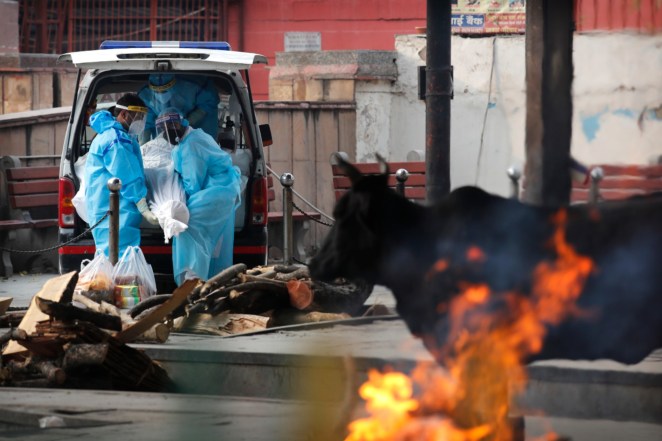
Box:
[116,103,148,137]
[156,111,186,145]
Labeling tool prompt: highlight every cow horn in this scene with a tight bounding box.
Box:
[331,152,362,184]
[375,153,390,175]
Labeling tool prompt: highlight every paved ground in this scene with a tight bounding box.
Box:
[0,388,660,441]
[1,273,661,440]
[0,271,59,308]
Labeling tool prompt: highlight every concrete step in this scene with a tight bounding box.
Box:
[132,317,662,424]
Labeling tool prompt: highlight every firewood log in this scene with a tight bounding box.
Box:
[173,313,269,336]
[73,293,131,322]
[274,266,310,282]
[0,311,25,328]
[0,328,27,346]
[287,280,314,309]
[73,293,170,343]
[308,281,373,315]
[3,271,78,357]
[273,264,300,273]
[131,323,170,343]
[128,294,173,319]
[62,343,109,368]
[4,359,65,386]
[196,263,247,298]
[34,360,66,385]
[223,289,289,315]
[62,341,173,392]
[35,297,122,331]
[200,279,289,307]
[268,309,351,327]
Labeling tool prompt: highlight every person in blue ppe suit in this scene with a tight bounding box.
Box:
[156,108,242,285]
[138,74,220,142]
[84,93,160,258]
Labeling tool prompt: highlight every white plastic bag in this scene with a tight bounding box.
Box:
[142,137,189,243]
[112,246,157,308]
[75,250,114,303]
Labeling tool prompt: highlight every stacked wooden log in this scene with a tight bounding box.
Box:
[157,263,374,336]
[0,272,173,392]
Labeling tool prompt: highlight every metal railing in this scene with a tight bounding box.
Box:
[19,0,234,54]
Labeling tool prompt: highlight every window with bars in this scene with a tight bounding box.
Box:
[19,0,233,54]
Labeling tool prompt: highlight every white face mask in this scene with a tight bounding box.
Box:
[128,118,146,136]
[154,91,172,104]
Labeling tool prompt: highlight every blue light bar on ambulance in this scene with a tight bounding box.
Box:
[99,41,232,51]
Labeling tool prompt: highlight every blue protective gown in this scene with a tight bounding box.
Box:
[84,111,147,257]
[138,75,220,141]
[171,128,242,285]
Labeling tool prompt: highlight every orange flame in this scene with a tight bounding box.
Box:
[345,209,594,441]
[466,246,486,263]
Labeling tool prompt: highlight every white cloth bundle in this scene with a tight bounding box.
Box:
[141,137,189,243]
[72,155,89,223]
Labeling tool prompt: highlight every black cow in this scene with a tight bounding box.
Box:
[309,156,662,365]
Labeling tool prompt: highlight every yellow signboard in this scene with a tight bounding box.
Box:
[452,0,526,34]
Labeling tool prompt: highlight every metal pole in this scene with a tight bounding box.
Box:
[395,168,410,197]
[523,0,574,206]
[589,167,604,204]
[280,173,294,265]
[425,0,452,204]
[507,165,522,200]
[107,178,122,265]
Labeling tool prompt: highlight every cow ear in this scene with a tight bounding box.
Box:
[375,153,389,175]
[332,152,363,185]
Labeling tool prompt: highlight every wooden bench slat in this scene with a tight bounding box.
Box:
[333,174,427,190]
[8,180,59,195]
[571,163,662,203]
[1,161,61,277]
[598,164,662,178]
[573,179,662,191]
[572,188,660,200]
[31,219,58,228]
[0,219,33,230]
[335,187,427,201]
[9,193,59,209]
[6,166,60,181]
[332,160,427,202]
[332,161,426,175]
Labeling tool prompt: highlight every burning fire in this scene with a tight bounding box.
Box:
[346,209,594,441]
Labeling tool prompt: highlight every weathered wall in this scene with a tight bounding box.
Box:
[0,0,19,68]
[256,102,356,256]
[0,69,78,114]
[242,0,425,100]
[0,107,69,158]
[378,33,662,197]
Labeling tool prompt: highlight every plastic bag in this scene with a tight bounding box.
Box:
[111,246,157,308]
[142,137,189,243]
[75,250,114,303]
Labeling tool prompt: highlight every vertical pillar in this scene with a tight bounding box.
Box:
[425,0,452,204]
[107,178,122,265]
[280,173,294,265]
[523,0,574,206]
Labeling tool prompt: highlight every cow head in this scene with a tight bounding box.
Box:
[309,154,395,285]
